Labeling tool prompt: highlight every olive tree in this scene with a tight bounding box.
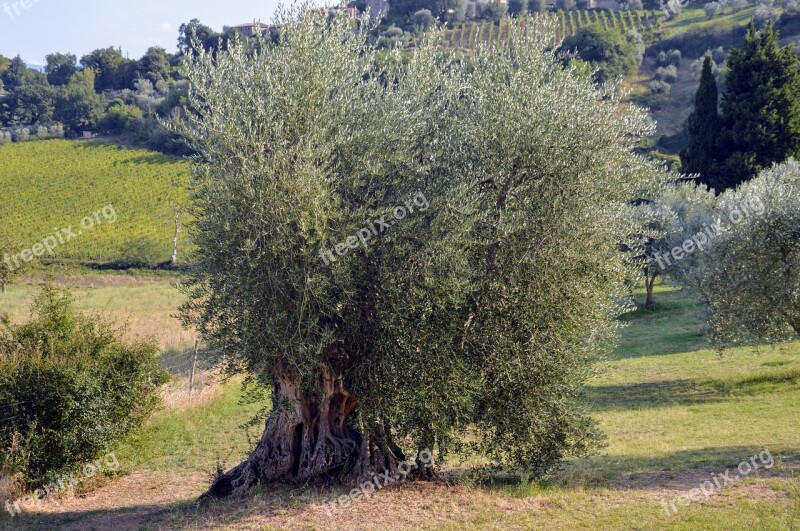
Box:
[645,180,718,298]
[177,8,662,499]
[694,159,798,346]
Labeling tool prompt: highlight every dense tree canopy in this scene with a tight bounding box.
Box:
[80,47,131,92]
[560,24,639,83]
[720,22,800,186]
[1,56,28,93]
[177,9,663,498]
[45,53,78,86]
[686,23,800,191]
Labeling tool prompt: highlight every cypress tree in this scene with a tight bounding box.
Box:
[682,56,724,189]
[719,22,800,189]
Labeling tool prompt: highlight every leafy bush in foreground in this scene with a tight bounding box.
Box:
[0,286,167,488]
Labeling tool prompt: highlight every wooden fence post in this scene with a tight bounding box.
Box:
[189,339,198,393]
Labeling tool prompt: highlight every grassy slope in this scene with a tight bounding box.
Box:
[0,275,194,351]
[0,140,189,264]
[443,10,661,49]
[3,281,797,529]
[662,6,760,38]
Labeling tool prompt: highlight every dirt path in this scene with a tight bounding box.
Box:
[2,465,794,530]
[4,470,207,530]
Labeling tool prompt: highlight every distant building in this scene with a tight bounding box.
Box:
[231,22,276,37]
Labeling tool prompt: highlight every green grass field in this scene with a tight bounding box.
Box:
[0,140,189,266]
[2,280,796,529]
[662,6,759,38]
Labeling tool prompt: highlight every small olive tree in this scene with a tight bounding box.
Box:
[177,8,663,499]
[645,180,718,298]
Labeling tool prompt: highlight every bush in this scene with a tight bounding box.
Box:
[755,0,778,26]
[478,0,508,20]
[695,159,800,346]
[0,287,167,489]
[99,103,144,135]
[648,79,672,94]
[411,9,435,32]
[655,64,679,82]
[705,1,722,17]
[690,54,719,79]
[655,49,681,67]
[627,29,645,65]
[528,0,546,11]
[0,124,65,143]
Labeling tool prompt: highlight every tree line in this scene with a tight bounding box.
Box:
[0,19,265,154]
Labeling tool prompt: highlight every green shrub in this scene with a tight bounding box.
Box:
[560,24,639,82]
[99,103,144,135]
[0,286,168,488]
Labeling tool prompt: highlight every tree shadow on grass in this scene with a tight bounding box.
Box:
[76,141,180,165]
[586,379,723,412]
[3,487,321,531]
[567,446,800,492]
[2,502,185,531]
[589,368,800,412]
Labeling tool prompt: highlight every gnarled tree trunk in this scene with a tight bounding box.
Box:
[201,364,405,500]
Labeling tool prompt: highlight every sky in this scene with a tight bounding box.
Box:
[0,0,288,65]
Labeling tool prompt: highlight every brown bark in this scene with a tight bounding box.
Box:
[644,269,658,311]
[201,363,403,501]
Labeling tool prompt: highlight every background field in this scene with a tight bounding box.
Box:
[443,11,662,49]
[0,140,190,266]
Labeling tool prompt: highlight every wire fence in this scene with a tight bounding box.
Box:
[158,340,219,393]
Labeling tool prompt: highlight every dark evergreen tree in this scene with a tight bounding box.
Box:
[1,56,28,92]
[44,53,78,86]
[682,56,725,189]
[719,22,800,188]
